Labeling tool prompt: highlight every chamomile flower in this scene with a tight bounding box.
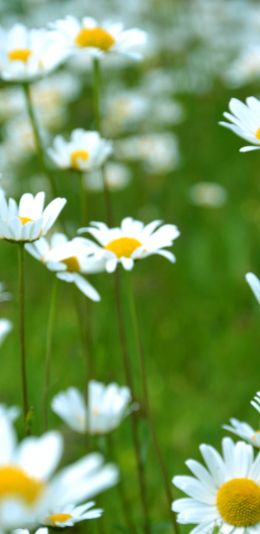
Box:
[51,381,132,435]
[0,24,66,82]
[245,273,260,304]
[0,319,12,346]
[0,409,118,532]
[223,419,260,448]
[44,502,102,527]
[251,392,260,414]
[0,191,66,243]
[25,233,103,301]
[172,437,260,533]
[78,218,180,272]
[220,97,260,152]
[47,130,112,172]
[50,16,147,60]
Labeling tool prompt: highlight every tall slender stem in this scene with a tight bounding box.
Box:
[114,271,151,534]
[43,278,58,431]
[107,434,138,534]
[126,273,180,534]
[93,57,101,132]
[18,244,30,435]
[22,83,58,198]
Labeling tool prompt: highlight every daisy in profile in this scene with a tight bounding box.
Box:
[0,24,67,82]
[78,217,180,272]
[172,437,260,533]
[245,273,260,304]
[51,380,132,434]
[0,191,66,243]
[0,408,118,532]
[25,233,104,301]
[251,392,260,414]
[0,318,12,346]
[50,16,147,60]
[220,97,260,152]
[223,418,260,448]
[47,129,112,171]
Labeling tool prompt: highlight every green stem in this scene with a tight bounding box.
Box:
[18,244,30,435]
[114,271,151,534]
[22,83,58,198]
[126,272,180,534]
[80,172,87,225]
[93,57,101,132]
[107,434,138,534]
[43,278,58,431]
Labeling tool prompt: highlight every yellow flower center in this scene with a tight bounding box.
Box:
[0,465,43,505]
[70,149,90,170]
[19,216,33,225]
[74,27,115,51]
[62,256,81,272]
[255,128,260,140]
[47,513,73,524]
[8,48,32,63]
[216,478,260,527]
[105,237,142,258]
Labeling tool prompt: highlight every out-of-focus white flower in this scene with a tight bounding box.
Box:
[52,381,132,435]
[50,16,147,60]
[0,282,11,302]
[223,418,260,448]
[189,182,227,208]
[0,191,66,243]
[25,233,103,301]
[86,162,131,192]
[224,47,260,88]
[115,133,180,173]
[172,437,260,533]
[251,392,260,414]
[44,502,102,527]
[47,130,112,171]
[220,97,260,152]
[0,24,67,82]
[246,273,260,304]
[0,319,12,346]
[79,218,180,272]
[3,117,36,162]
[0,409,118,532]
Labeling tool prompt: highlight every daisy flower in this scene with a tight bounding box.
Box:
[251,392,260,414]
[44,502,102,527]
[0,408,118,532]
[78,217,180,272]
[223,418,260,448]
[0,191,66,243]
[47,130,112,171]
[0,319,12,346]
[25,233,104,301]
[220,97,260,152]
[0,24,67,82]
[172,437,260,533]
[245,273,260,304]
[51,380,132,434]
[50,16,147,60]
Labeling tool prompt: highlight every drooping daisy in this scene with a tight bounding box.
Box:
[223,418,260,448]
[47,130,112,171]
[50,16,147,60]
[245,273,260,304]
[78,218,180,272]
[25,233,104,301]
[0,191,66,243]
[0,408,118,532]
[251,392,260,414]
[51,380,132,434]
[220,97,260,152]
[0,24,67,82]
[172,437,260,533]
[0,319,12,346]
